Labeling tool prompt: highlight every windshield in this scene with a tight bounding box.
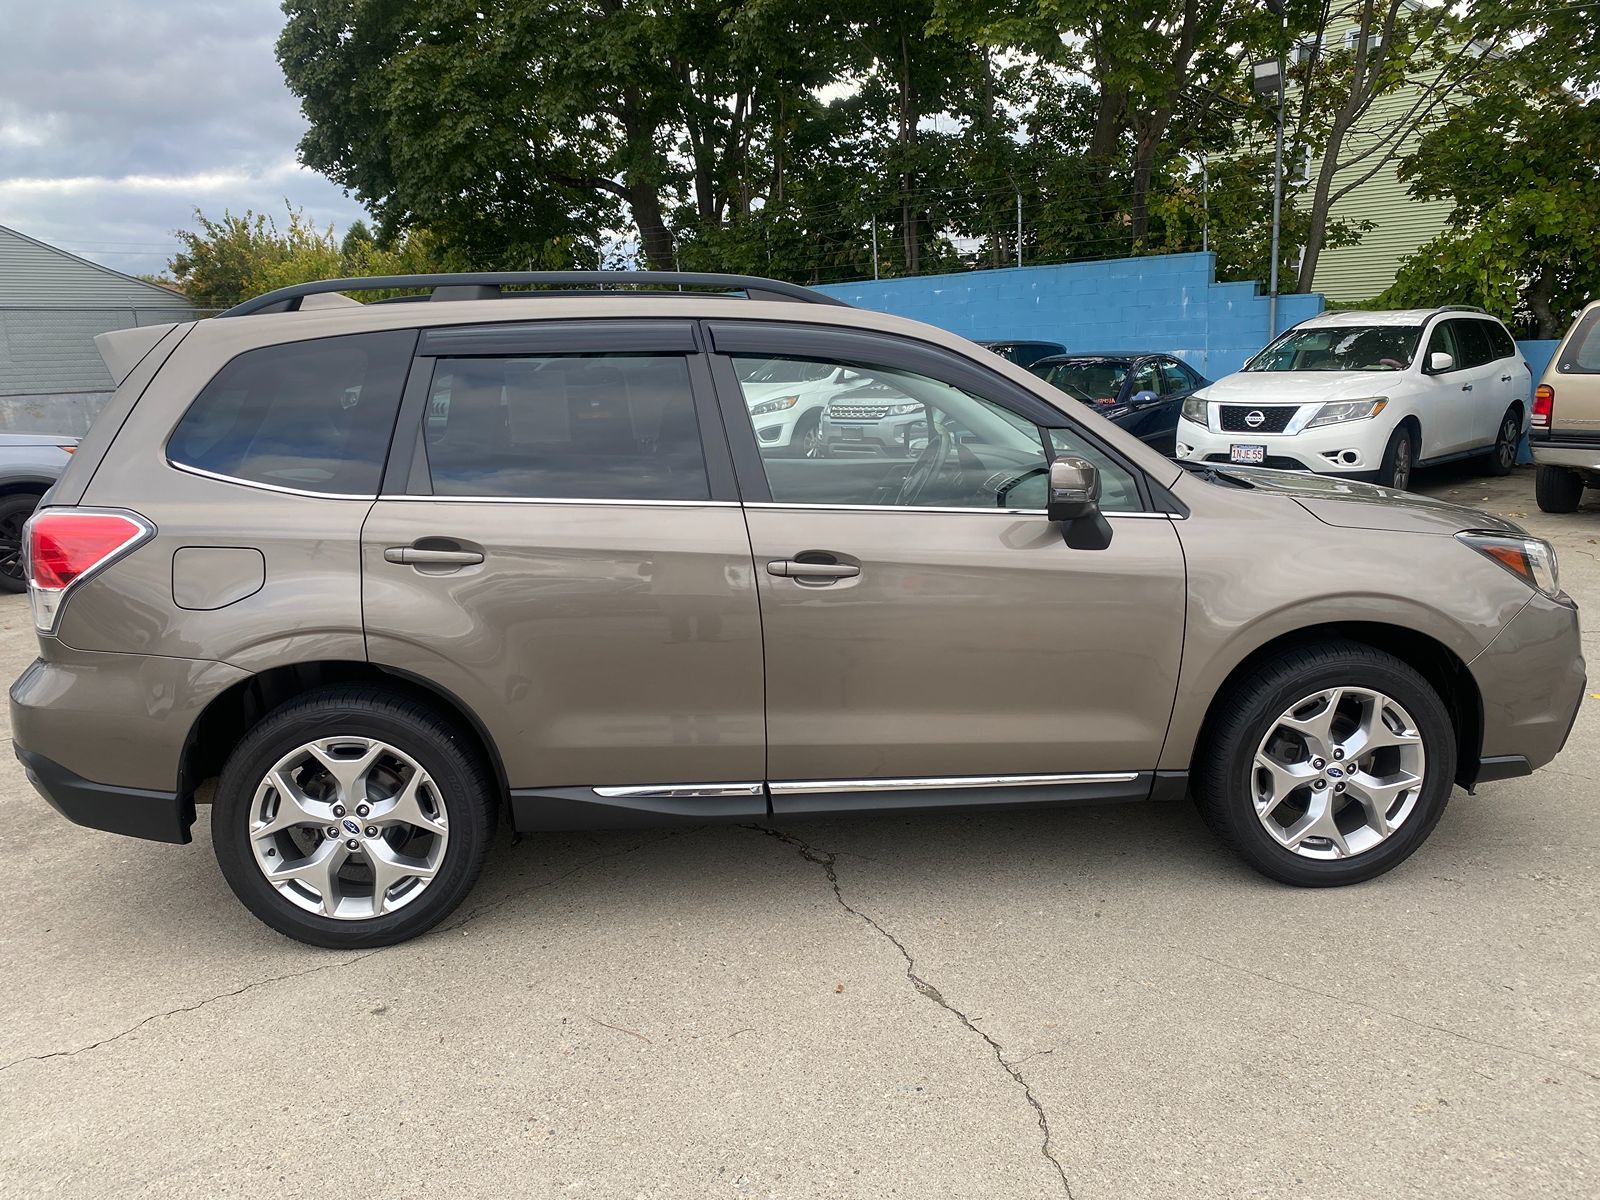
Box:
[1246,325,1423,372]
[1032,359,1128,405]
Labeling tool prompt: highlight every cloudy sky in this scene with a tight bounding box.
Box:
[0,0,366,278]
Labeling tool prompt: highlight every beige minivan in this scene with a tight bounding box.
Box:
[1532,299,1600,512]
[9,272,1586,948]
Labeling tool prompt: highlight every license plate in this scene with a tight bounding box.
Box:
[1230,443,1266,465]
[842,426,864,440]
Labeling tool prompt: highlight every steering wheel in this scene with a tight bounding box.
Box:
[894,426,955,507]
[1379,357,1405,370]
[992,465,1049,507]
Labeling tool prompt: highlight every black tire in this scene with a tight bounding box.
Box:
[1194,641,1455,887]
[1375,424,1416,491]
[1486,407,1520,476]
[789,409,824,459]
[1535,464,1585,514]
[212,685,496,948]
[0,492,39,594]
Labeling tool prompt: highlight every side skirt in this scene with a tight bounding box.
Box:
[510,772,1176,832]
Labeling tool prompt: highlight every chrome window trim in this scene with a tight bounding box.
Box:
[376,494,741,508]
[741,501,1174,519]
[593,782,765,799]
[768,772,1140,794]
[167,460,376,500]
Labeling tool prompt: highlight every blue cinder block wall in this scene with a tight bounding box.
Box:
[814,252,1325,379]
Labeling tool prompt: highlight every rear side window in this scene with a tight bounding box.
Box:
[1450,319,1495,368]
[1557,311,1600,374]
[423,354,709,500]
[168,330,413,496]
[1485,321,1517,360]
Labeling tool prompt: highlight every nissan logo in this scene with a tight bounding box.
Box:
[1244,409,1266,429]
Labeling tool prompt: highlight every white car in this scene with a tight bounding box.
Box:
[1176,308,1530,490]
[737,358,868,457]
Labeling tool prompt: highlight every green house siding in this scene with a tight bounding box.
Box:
[1310,84,1454,302]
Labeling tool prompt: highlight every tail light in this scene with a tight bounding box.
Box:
[1532,384,1554,429]
[26,509,153,634]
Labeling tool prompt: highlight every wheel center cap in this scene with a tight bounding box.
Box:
[1325,765,1344,779]
[341,818,362,836]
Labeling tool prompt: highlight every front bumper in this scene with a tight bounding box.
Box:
[1176,417,1381,476]
[1468,590,1585,780]
[15,747,192,843]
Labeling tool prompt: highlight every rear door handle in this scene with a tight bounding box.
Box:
[384,546,485,566]
[1461,384,1473,392]
[1500,375,1514,382]
[767,559,860,579]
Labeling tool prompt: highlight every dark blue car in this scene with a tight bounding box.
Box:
[1029,352,1207,456]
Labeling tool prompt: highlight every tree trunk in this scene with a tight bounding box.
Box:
[626,182,675,270]
[1528,266,1558,339]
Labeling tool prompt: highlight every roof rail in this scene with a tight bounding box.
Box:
[216,271,849,317]
[1437,304,1488,314]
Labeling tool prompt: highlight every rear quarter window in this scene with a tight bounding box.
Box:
[166,330,414,496]
[1558,310,1600,375]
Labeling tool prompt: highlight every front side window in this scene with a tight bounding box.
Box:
[1246,325,1422,373]
[731,355,1141,512]
[168,330,413,495]
[1426,321,1461,369]
[1130,360,1163,396]
[423,353,709,500]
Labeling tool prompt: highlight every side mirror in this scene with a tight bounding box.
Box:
[1429,351,1454,373]
[1047,456,1100,522]
[1129,390,1160,406]
[1048,457,1113,550]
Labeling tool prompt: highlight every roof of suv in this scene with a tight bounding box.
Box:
[1298,307,1496,328]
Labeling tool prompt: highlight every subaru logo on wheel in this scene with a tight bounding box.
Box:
[1326,766,1344,778]
[1245,409,1266,428]
[342,818,361,835]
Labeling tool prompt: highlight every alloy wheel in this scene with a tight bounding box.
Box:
[0,509,26,580]
[1392,438,1412,490]
[1498,416,1518,470]
[247,736,449,920]
[1251,687,1427,860]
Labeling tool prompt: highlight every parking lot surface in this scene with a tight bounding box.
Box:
[2,464,1597,1199]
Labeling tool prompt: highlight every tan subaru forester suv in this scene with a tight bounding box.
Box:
[10,273,1585,948]
[1532,298,1600,512]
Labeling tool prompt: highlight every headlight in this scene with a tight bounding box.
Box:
[1181,396,1208,428]
[749,394,801,416]
[886,401,924,416]
[1306,397,1388,428]
[1457,532,1561,596]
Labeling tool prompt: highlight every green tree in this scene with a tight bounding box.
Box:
[1382,88,1600,338]
[167,204,450,308]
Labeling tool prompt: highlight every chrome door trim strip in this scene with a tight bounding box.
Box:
[740,502,1172,519]
[377,495,742,508]
[592,782,765,799]
[768,772,1140,794]
[167,460,376,500]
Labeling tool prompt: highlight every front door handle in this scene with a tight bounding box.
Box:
[1500,374,1514,382]
[1461,383,1473,392]
[384,546,485,566]
[767,559,860,580]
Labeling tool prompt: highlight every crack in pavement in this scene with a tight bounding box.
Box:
[1190,953,1600,1084]
[4,830,688,1074]
[749,826,1074,1198]
[0,952,383,1074]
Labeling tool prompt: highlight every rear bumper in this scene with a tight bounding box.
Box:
[1531,444,1600,472]
[1468,591,1585,779]
[15,746,193,843]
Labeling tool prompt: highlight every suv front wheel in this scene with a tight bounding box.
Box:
[1196,642,1455,886]
[212,685,496,948]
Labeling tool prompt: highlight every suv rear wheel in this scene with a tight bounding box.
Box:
[1487,407,1520,476]
[0,493,39,594]
[1196,642,1455,886]
[1535,464,1585,513]
[212,685,496,948]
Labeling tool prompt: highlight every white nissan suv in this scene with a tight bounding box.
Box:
[1176,308,1529,490]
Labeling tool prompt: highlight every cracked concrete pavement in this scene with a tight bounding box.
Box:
[2,463,1597,1198]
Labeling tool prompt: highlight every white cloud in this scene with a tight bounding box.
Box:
[0,0,366,277]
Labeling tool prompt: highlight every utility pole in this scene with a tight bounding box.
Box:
[1257,0,1290,342]
[1015,192,1023,269]
[871,217,879,281]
